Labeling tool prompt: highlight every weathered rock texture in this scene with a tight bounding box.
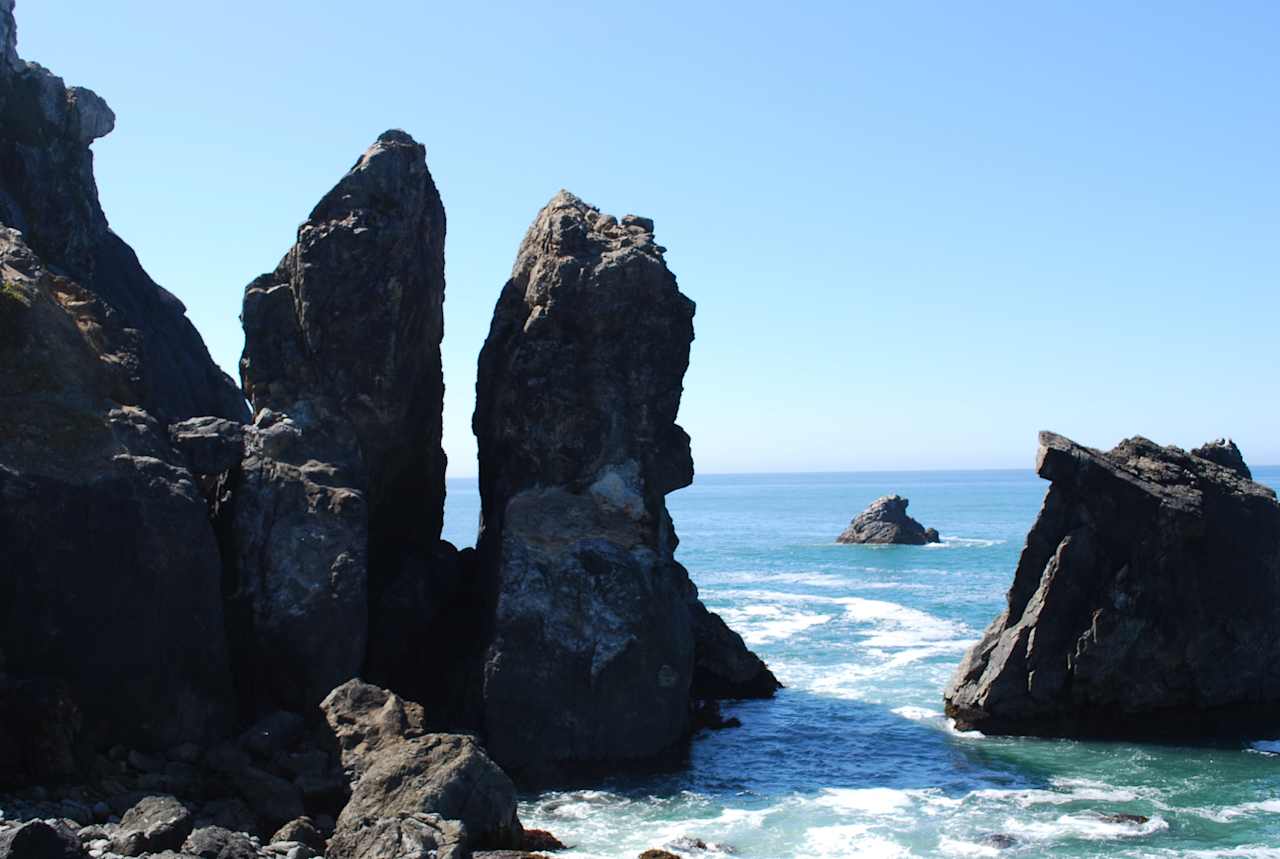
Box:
[473,191,776,775]
[227,130,453,714]
[836,495,940,545]
[945,431,1280,738]
[322,680,521,851]
[0,1,239,751]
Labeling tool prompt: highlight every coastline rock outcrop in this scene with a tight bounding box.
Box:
[473,191,776,776]
[837,495,940,545]
[0,0,239,750]
[226,130,453,715]
[322,680,522,853]
[945,431,1280,738]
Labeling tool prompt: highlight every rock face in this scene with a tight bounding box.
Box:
[945,431,1280,738]
[322,680,521,851]
[1191,438,1252,480]
[0,1,239,751]
[836,495,940,545]
[473,191,776,776]
[227,129,451,714]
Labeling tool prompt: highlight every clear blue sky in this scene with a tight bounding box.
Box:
[20,1,1279,475]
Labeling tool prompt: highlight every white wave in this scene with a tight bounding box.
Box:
[816,787,915,816]
[937,837,1001,857]
[965,777,1160,808]
[924,537,1004,548]
[945,719,986,738]
[1004,812,1168,841]
[1188,798,1280,822]
[1250,739,1280,755]
[715,604,833,644]
[892,705,944,721]
[803,824,916,858]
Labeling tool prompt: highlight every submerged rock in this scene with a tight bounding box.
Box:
[836,495,940,545]
[227,129,452,714]
[945,431,1280,738]
[473,191,775,776]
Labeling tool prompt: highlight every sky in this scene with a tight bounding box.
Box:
[18,1,1279,475]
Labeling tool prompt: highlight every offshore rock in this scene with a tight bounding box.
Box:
[474,191,774,775]
[945,431,1280,738]
[836,495,940,545]
[229,130,449,714]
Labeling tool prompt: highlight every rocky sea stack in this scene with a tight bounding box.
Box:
[473,191,777,777]
[837,495,940,545]
[945,431,1280,738]
[0,0,783,849]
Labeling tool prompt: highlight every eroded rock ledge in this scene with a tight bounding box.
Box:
[945,431,1280,738]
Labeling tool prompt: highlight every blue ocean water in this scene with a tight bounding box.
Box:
[443,467,1280,858]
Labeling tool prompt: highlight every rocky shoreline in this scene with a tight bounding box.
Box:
[0,1,774,855]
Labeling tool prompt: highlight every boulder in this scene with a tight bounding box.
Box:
[0,820,83,859]
[0,3,239,753]
[836,495,940,545]
[319,679,427,775]
[109,796,193,856]
[323,680,521,849]
[181,826,257,859]
[268,818,325,852]
[227,129,452,714]
[327,812,466,859]
[945,431,1280,738]
[474,191,773,775]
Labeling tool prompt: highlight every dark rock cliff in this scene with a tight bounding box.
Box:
[945,431,1280,738]
[228,130,455,716]
[0,1,238,750]
[473,191,776,776]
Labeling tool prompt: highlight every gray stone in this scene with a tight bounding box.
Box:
[109,796,192,856]
[181,826,256,859]
[327,813,466,859]
[168,418,244,476]
[0,819,83,859]
[267,818,323,852]
[319,679,426,775]
[836,495,940,545]
[945,431,1280,738]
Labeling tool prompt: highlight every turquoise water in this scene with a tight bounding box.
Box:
[443,468,1280,858]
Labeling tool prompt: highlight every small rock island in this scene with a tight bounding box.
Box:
[836,495,941,545]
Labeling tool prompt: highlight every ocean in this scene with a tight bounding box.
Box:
[443,467,1280,859]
